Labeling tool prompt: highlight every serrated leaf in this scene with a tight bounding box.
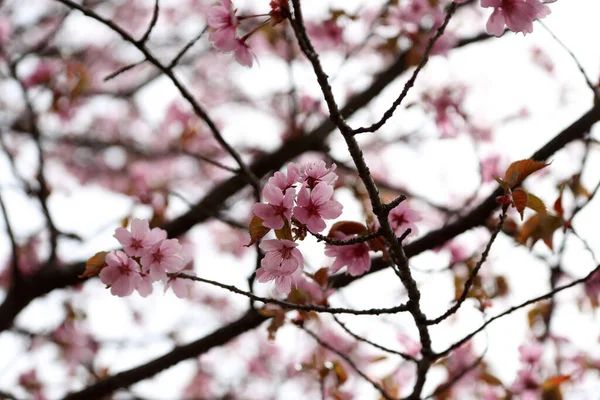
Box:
[246,216,270,247]
[504,159,550,187]
[328,221,368,238]
[526,193,547,215]
[512,188,528,220]
[79,251,108,278]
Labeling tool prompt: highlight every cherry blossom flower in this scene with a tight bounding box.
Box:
[511,367,542,399]
[255,239,303,293]
[208,0,239,51]
[253,184,296,229]
[306,19,344,49]
[293,182,343,232]
[325,233,371,276]
[233,38,255,68]
[140,239,185,281]
[301,161,337,189]
[388,202,422,238]
[481,155,502,183]
[23,60,56,88]
[268,162,302,191]
[113,218,165,257]
[164,273,195,298]
[518,342,544,365]
[136,273,154,297]
[99,251,142,297]
[482,0,552,37]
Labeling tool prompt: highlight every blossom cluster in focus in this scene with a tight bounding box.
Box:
[96,219,192,298]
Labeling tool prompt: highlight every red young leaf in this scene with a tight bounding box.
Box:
[512,188,528,220]
[246,216,270,247]
[504,159,550,187]
[328,221,368,238]
[553,194,564,218]
[80,251,108,278]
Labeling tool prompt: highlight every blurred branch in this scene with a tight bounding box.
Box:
[298,324,395,400]
[434,263,600,360]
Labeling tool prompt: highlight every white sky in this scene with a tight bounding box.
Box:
[1,0,600,399]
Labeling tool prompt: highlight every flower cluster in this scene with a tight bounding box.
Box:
[252,161,342,233]
[482,0,554,36]
[252,161,343,292]
[99,219,190,298]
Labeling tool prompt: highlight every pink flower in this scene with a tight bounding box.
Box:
[293,182,343,233]
[512,367,541,398]
[301,161,337,189]
[256,239,303,294]
[268,162,302,191]
[207,0,238,51]
[233,39,255,68]
[482,0,551,37]
[253,184,296,230]
[99,251,142,297]
[518,343,544,365]
[23,60,56,88]
[165,273,195,298]
[136,273,154,297]
[481,155,502,183]
[140,239,185,281]
[306,19,344,49]
[388,203,421,238]
[209,27,238,52]
[113,218,165,257]
[325,233,371,276]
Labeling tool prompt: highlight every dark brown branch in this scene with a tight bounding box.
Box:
[139,0,159,44]
[62,310,266,400]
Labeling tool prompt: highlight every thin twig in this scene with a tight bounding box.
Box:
[139,0,160,44]
[332,315,417,362]
[309,229,383,246]
[103,60,146,81]
[426,209,506,325]
[173,272,410,316]
[434,263,600,359]
[0,191,20,282]
[352,2,458,135]
[540,21,600,103]
[169,25,209,68]
[298,324,395,400]
[54,0,260,190]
